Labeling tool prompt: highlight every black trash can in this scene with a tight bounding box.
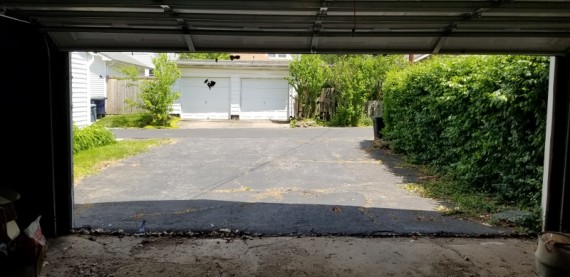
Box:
[373,116,384,140]
[90,97,107,118]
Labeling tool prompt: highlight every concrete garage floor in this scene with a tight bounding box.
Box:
[42,234,538,277]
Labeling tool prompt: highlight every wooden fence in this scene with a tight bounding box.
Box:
[106,78,149,115]
[317,88,336,121]
[294,89,381,120]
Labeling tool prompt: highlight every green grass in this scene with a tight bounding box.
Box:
[400,162,511,222]
[76,113,178,183]
[95,114,181,129]
[399,161,542,233]
[73,138,173,183]
[403,181,501,218]
[94,114,146,128]
[291,115,374,128]
[357,116,373,127]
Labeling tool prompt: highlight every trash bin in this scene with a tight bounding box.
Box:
[90,97,107,118]
[372,116,384,140]
[90,104,97,122]
[535,232,570,277]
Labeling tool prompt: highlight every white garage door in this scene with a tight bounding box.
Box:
[179,77,230,120]
[241,79,289,120]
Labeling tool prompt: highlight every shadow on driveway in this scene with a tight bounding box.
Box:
[74,199,513,236]
[358,139,422,184]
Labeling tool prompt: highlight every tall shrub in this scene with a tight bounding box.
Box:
[383,55,549,207]
[136,53,181,126]
[286,55,331,118]
[331,55,407,126]
[73,124,116,154]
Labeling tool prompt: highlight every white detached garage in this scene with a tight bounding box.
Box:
[174,60,294,121]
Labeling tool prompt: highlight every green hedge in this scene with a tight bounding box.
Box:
[383,55,549,208]
[73,124,117,154]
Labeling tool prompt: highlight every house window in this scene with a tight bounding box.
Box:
[268,53,288,59]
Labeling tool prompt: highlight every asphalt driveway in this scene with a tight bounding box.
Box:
[73,127,513,236]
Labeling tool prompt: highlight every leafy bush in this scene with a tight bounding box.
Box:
[286,54,407,125]
[330,55,407,126]
[128,53,181,127]
[357,115,373,127]
[286,55,331,118]
[383,55,549,209]
[178,52,231,60]
[73,124,117,154]
[94,114,148,128]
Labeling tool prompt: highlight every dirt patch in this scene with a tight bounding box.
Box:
[254,187,289,201]
[213,186,253,193]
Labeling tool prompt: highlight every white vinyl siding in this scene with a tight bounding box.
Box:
[71,52,157,125]
[71,52,90,127]
[89,55,107,98]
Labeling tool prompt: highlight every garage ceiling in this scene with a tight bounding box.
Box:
[2,1,570,55]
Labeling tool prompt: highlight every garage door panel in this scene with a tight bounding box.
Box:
[242,88,288,98]
[241,79,289,120]
[183,92,229,111]
[180,78,230,119]
[244,79,288,88]
[242,99,287,112]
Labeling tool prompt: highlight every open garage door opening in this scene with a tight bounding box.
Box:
[2,1,570,275]
[68,52,552,239]
[2,0,569,239]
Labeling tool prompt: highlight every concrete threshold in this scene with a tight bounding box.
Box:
[40,234,538,277]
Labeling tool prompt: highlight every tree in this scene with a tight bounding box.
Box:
[178,52,231,61]
[117,65,140,88]
[136,53,181,126]
[286,55,331,118]
[330,55,407,126]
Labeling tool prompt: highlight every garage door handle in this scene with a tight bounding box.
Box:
[205,101,207,104]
